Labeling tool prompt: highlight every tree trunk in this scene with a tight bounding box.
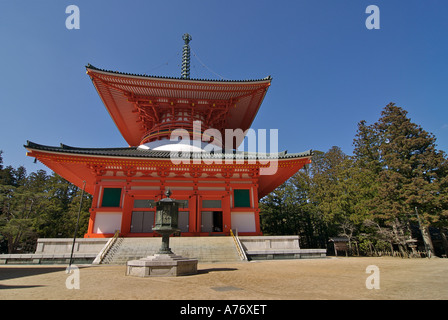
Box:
[440,229,448,257]
[7,235,14,254]
[422,226,436,258]
[392,220,407,257]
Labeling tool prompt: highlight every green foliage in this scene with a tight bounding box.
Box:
[260,103,448,256]
[0,162,91,253]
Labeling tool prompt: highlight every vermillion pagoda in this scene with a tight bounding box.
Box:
[25,34,311,238]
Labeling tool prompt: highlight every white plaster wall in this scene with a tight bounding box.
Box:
[231,212,256,233]
[94,212,122,234]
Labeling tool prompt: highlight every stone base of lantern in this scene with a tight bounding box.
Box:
[126,253,198,277]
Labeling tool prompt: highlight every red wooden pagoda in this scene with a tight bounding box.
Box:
[25,35,311,238]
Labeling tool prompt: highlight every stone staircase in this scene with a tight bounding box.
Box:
[101,236,241,264]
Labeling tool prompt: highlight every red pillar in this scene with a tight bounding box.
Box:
[222,194,231,234]
[197,194,202,233]
[189,194,197,234]
[252,183,262,235]
[85,180,101,238]
[120,190,133,236]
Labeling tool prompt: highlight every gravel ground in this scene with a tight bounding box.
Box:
[0,257,447,300]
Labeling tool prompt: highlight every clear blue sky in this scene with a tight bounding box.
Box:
[1,0,447,173]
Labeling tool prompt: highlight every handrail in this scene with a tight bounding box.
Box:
[230,229,248,261]
[95,230,120,264]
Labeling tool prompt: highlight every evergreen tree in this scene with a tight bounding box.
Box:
[289,164,326,248]
[0,166,44,253]
[353,103,448,255]
[260,103,447,256]
[0,152,91,253]
[259,182,299,235]
[376,104,447,255]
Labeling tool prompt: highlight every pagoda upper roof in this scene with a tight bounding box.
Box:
[86,63,272,83]
[86,64,272,147]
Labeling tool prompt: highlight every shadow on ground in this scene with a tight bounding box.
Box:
[197,267,238,275]
[0,267,68,281]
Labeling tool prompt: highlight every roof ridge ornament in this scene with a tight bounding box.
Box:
[181,33,192,79]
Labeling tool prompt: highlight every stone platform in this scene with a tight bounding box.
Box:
[126,253,198,277]
[239,236,326,260]
[0,238,108,265]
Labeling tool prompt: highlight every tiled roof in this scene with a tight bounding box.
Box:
[86,64,272,83]
[25,141,312,160]
[85,64,272,148]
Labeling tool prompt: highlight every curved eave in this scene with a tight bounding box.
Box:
[86,65,272,147]
[25,141,312,161]
[25,141,311,198]
[86,64,272,83]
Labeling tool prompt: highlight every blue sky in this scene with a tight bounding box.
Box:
[1,0,447,173]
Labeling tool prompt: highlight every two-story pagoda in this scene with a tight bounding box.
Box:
[25,34,311,238]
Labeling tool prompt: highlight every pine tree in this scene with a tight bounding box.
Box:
[354,103,448,256]
[0,154,92,253]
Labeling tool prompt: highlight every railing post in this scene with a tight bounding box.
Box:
[230,229,247,261]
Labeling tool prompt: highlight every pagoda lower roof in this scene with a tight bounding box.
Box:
[86,64,272,147]
[25,141,312,198]
[25,141,311,160]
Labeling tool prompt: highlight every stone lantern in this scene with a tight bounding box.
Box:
[126,189,198,277]
[153,189,181,254]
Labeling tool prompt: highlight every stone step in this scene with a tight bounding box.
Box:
[101,236,241,264]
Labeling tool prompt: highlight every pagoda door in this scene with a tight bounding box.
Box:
[130,211,154,233]
[178,211,189,232]
[129,198,156,234]
[201,211,222,233]
[199,198,225,234]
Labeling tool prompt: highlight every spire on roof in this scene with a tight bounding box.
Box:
[181,33,192,79]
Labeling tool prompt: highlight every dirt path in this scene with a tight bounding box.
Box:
[0,257,447,300]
